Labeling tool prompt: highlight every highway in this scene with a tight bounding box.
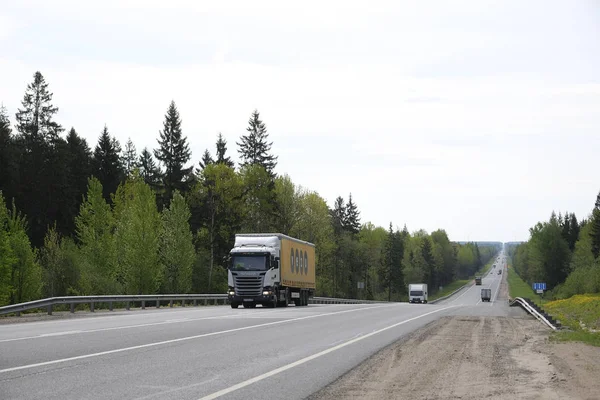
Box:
[0,253,525,400]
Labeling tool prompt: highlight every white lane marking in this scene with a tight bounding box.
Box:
[197,305,458,400]
[0,304,393,374]
[490,271,502,305]
[0,315,233,343]
[38,331,82,337]
[449,283,474,304]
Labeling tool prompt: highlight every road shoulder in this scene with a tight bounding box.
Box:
[309,315,598,400]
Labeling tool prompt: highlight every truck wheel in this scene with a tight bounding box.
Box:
[301,291,307,306]
[293,298,301,306]
[231,303,239,309]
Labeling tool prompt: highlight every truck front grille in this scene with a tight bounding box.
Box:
[234,276,263,297]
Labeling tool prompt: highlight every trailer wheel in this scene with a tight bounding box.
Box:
[231,303,239,309]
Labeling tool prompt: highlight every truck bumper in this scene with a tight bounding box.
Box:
[228,294,274,304]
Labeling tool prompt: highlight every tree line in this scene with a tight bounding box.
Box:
[508,190,600,299]
[0,71,498,306]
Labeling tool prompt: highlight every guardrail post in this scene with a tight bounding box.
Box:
[90,302,94,312]
[16,311,20,317]
[169,300,173,308]
[204,299,208,306]
[193,299,197,307]
[156,300,160,309]
[181,300,185,307]
[70,303,75,313]
[126,302,130,311]
[47,305,53,315]
[213,299,217,305]
[142,300,145,309]
[109,302,113,311]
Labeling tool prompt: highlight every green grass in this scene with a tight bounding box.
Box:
[506,265,548,306]
[551,330,600,347]
[545,294,600,331]
[546,295,600,346]
[429,279,470,301]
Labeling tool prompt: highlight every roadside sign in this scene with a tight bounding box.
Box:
[357,282,365,289]
[536,289,544,294]
[532,282,546,291]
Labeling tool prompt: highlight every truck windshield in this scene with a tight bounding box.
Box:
[230,255,268,271]
[410,290,424,296]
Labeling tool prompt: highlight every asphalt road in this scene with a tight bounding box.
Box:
[0,251,526,400]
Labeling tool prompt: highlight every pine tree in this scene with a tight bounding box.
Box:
[198,149,214,170]
[0,193,15,306]
[63,128,93,236]
[237,109,277,177]
[13,72,68,246]
[154,101,192,202]
[330,196,346,236]
[7,201,42,304]
[122,138,138,176]
[76,177,118,295]
[113,173,161,295]
[569,213,580,252]
[382,222,394,301]
[92,125,124,203]
[0,105,16,203]
[421,236,436,289]
[160,191,195,294]
[15,71,63,143]
[343,193,361,235]
[138,147,162,188]
[215,133,234,168]
[591,191,600,259]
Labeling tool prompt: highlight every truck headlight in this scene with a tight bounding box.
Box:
[228,291,235,296]
[263,291,272,296]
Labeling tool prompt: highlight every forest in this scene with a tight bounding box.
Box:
[0,71,498,307]
[508,191,600,299]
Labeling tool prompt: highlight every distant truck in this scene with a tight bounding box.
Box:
[475,276,482,285]
[481,288,491,302]
[408,283,428,303]
[227,233,316,309]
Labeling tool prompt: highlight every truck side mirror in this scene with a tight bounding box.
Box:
[274,257,280,269]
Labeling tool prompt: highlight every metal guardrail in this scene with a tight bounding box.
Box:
[310,297,387,305]
[0,294,229,316]
[0,295,387,316]
[509,297,559,330]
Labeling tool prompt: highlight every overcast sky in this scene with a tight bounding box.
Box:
[1,0,599,242]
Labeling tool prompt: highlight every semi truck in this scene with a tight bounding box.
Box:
[408,283,428,303]
[481,288,491,302]
[227,233,316,309]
